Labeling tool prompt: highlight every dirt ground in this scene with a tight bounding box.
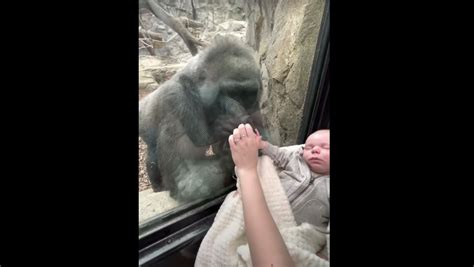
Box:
[139,135,152,192]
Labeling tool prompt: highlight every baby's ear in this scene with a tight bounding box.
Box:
[299,146,304,156]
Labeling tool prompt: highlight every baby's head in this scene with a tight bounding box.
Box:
[301,129,330,175]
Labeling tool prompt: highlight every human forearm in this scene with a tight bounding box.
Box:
[239,169,294,267]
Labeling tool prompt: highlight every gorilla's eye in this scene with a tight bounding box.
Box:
[198,72,207,82]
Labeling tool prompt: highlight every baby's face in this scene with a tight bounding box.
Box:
[302,131,330,175]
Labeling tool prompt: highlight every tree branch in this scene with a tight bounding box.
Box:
[145,0,208,55]
[139,28,163,40]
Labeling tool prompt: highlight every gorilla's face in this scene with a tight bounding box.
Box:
[224,78,260,111]
[196,54,261,109]
[198,80,220,107]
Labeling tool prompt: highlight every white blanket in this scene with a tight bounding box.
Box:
[195,155,329,266]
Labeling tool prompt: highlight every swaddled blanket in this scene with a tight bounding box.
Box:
[195,155,329,266]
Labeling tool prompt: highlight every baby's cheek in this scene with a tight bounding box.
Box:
[324,150,330,159]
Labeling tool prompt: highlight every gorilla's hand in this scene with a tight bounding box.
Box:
[211,139,230,155]
[212,114,251,141]
[211,114,252,156]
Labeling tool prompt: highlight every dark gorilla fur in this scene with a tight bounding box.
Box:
[139,35,266,202]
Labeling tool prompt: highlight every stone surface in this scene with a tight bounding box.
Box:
[245,0,326,145]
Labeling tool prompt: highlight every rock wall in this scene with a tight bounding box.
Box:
[245,0,326,145]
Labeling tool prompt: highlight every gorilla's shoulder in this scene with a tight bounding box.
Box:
[139,79,183,115]
[159,78,191,102]
[145,79,186,101]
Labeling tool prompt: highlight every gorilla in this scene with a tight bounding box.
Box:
[139,35,266,202]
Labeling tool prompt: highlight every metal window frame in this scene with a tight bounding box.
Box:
[139,191,231,266]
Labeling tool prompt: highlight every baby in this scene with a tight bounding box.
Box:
[257,130,330,231]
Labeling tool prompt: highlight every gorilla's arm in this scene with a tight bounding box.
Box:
[218,95,248,117]
[210,96,249,139]
[211,94,270,142]
[157,84,219,160]
[161,111,234,159]
[174,118,217,159]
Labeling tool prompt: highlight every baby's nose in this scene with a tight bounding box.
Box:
[312,147,321,153]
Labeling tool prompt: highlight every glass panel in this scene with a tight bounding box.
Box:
[138,0,327,226]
